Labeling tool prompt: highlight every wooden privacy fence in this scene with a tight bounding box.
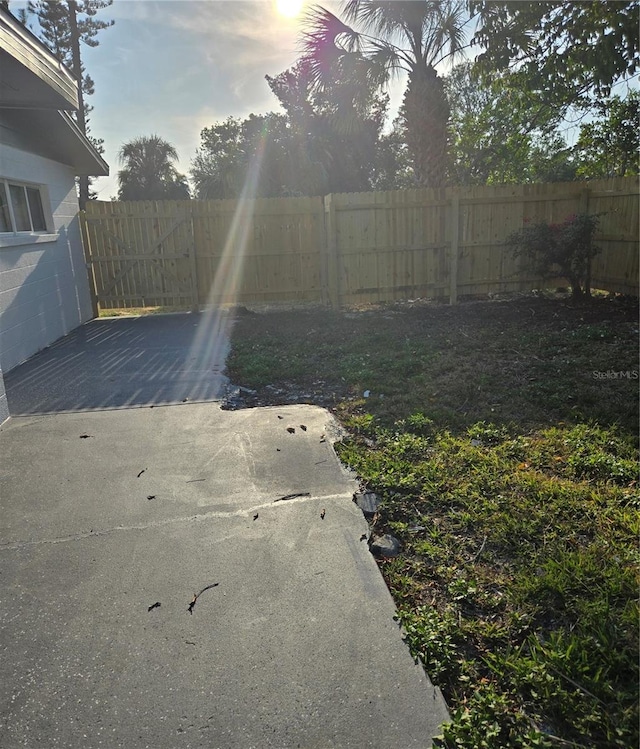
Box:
[80,176,639,312]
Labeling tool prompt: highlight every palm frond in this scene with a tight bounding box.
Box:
[343,1,416,40]
[368,39,407,80]
[301,5,363,87]
[426,0,467,66]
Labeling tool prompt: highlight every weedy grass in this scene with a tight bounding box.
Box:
[99,306,191,317]
[226,295,639,748]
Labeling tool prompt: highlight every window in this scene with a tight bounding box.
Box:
[0,179,48,233]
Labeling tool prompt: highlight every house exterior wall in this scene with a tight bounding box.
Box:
[0,142,93,379]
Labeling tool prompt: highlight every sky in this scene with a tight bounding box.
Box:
[78,0,329,198]
[17,0,633,200]
[19,0,410,200]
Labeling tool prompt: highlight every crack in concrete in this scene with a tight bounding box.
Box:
[0,492,355,551]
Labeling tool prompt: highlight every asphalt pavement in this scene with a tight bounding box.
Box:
[0,312,449,748]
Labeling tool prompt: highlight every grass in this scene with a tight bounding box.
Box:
[225,293,639,748]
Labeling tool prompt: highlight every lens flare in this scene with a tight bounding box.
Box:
[186,132,268,390]
[276,0,303,19]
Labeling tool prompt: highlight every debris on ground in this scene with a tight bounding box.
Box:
[147,602,161,612]
[273,492,311,503]
[187,583,219,615]
[369,534,401,558]
[353,491,380,519]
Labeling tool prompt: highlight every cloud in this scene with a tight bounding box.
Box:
[83,1,330,199]
[164,1,302,72]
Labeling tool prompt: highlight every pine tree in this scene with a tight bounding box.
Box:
[20,1,113,207]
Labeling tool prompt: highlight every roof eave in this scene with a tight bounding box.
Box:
[0,8,78,110]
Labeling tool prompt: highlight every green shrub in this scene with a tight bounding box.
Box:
[507,213,601,298]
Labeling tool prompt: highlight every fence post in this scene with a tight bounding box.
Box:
[324,194,340,309]
[449,194,460,305]
[580,188,592,296]
[79,209,99,318]
[188,203,199,312]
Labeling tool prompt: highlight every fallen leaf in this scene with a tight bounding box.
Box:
[147,495,156,501]
[300,425,307,431]
[286,427,295,434]
[277,415,284,420]
[147,602,161,612]
[137,469,146,478]
[359,533,368,542]
[320,509,326,519]
[79,434,92,439]
[253,513,259,521]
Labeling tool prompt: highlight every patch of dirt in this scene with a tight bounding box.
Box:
[222,380,355,410]
[223,294,638,433]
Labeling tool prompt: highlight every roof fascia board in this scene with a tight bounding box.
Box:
[0,8,78,110]
[58,110,109,175]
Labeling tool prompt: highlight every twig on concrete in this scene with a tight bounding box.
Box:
[188,583,219,614]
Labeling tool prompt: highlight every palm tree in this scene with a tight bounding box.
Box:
[117,135,190,201]
[301,1,467,188]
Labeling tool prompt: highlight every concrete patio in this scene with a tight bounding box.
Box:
[0,312,448,748]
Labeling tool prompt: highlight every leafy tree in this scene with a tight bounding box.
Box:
[445,62,576,184]
[471,1,639,107]
[191,116,253,200]
[20,0,113,208]
[191,114,302,199]
[192,61,392,199]
[300,0,467,188]
[371,120,415,190]
[574,91,640,179]
[267,60,389,194]
[117,136,190,201]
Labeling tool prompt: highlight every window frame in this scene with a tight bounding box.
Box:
[0,178,52,235]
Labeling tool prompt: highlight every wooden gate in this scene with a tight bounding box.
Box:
[80,200,198,313]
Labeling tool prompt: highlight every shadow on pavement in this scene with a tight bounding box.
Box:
[5,312,230,415]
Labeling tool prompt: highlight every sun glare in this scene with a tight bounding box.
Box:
[276,0,304,19]
[187,132,268,387]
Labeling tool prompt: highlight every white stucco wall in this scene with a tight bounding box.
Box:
[0,143,94,420]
